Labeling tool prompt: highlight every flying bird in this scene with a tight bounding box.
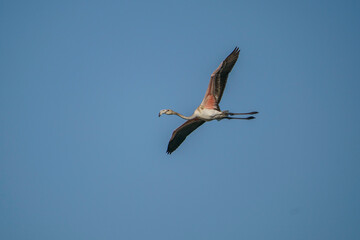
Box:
[159,47,258,154]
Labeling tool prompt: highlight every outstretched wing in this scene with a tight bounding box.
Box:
[201,47,240,110]
[167,118,205,154]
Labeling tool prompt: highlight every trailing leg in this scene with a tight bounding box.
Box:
[229,111,258,116]
[225,116,255,120]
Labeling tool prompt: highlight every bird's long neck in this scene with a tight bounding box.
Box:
[173,111,196,120]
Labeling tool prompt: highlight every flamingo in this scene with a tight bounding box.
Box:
[159,47,258,154]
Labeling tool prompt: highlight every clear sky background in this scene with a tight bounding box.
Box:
[1,0,359,239]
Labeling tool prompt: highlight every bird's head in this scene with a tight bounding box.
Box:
[158,109,174,117]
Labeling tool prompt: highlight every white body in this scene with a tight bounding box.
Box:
[194,108,223,121]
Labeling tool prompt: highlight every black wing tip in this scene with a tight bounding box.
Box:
[225,47,240,61]
[233,46,240,54]
[166,145,175,154]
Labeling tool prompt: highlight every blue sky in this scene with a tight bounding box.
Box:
[1,0,359,239]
